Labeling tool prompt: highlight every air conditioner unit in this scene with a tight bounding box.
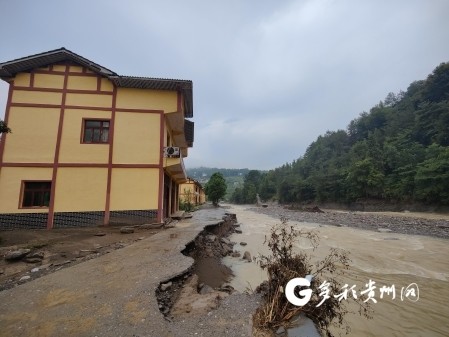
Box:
[164,146,180,158]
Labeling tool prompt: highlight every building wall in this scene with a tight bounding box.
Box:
[0,62,184,228]
[58,109,111,164]
[179,179,205,206]
[116,88,177,111]
[0,167,53,213]
[113,112,160,165]
[110,168,159,211]
[3,106,60,163]
[54,167,108,212]
[179,182,195,204]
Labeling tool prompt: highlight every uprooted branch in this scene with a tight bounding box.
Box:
[253,217,372,336]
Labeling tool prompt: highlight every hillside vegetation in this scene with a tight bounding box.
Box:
[186,167,250,200]
[231,62,449,208]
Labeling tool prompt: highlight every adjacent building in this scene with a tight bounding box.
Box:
[179,178,206,206]
[0,48,194,229]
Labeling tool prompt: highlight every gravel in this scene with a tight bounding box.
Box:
[248,206,449,239]
[169,293,262,337]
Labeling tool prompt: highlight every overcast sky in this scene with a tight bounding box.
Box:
[1,0,448,170]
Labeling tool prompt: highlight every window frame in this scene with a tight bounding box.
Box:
[81,118,111,144]
[19,180,52,209]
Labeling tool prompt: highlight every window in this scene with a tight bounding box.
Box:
[21,181,51,208]
[82,120,110,143]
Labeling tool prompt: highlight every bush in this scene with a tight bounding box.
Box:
[253,217,371,336]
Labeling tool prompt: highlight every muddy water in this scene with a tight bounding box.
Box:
[223,205,449,337]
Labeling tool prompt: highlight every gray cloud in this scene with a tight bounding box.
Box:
[1,0,449,169]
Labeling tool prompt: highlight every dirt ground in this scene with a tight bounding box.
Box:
[0,225,163,291]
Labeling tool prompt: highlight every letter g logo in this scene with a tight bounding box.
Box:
[285,277,312,306]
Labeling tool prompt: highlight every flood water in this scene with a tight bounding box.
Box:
[223,205,449,337]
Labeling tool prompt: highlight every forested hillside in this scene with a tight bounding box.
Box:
[186,167,250,200]
[231,62,449,207]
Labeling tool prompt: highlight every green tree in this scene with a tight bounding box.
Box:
[230,187,244,204]
[346,158,384,200]
[259,173,277,201]
[230,62,449,207]
[414,144,449,203]
[204,172,227,206]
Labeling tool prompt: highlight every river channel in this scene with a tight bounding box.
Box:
[223,204,449,337]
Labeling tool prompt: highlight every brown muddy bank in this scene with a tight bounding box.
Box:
[156,212,250,318]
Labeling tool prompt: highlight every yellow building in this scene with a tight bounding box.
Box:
[0,48,194,229]
[179,178,206,206]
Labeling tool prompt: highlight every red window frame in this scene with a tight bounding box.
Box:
[82,119,110,144]
[20,181,52,208]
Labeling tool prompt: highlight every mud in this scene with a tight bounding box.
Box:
[158,213,237,318]
[0,225,162,291]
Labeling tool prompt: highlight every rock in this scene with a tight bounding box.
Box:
[255,281,269,294]
[240,242,247,246]
[224,213,237,221]
[31,267,40,273]
[140,223,164,229]
[224,243,233,253]
[79,249,94,257]
[4,249,31,261]
[220,237,231,245]
[378,228,392,233]
[231,251,241,258]
[93,244,102,250]
[205,234,217,243]
[23,257,43,264]
[243,251,252,262]
[19,275,31,282]
[235,229,242,234]
[218,285,234,293]
[0,268,4,274]
[39,263,52,270]
[120,226,135,234]
[160,281,173,291]
[27,252,44,260]
[205,248,214,257]
[53,260,71,267]
[94,232,106,236]
[199,284,214,294]
[304,206,324,213]
[219,243,233,257]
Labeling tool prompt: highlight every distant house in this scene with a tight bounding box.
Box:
[0,48,194,229]
[179,178,205,206]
